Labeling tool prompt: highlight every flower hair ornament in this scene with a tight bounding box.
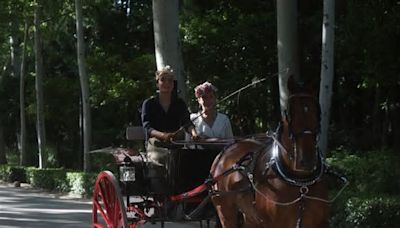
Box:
[194,81,218,98]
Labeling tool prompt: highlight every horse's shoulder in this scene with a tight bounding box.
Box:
[236,138,268,147]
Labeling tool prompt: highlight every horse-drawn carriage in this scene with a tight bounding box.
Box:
[92,126,231,228]
[92,78,348,228]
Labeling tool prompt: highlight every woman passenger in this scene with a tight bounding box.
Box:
[191,81,233,139]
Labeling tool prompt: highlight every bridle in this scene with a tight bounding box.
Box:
[282,93,321,167]
[286,93,320,137]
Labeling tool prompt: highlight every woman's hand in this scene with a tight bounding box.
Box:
[191,134,200,141]
[190,127,200,141]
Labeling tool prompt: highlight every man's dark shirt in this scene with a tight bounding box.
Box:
[141,94,193,138]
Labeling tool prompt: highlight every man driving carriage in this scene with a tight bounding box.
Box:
[141,65,199,168]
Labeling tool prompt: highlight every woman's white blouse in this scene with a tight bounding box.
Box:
[190,112,233,139]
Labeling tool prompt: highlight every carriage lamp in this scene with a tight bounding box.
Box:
[119,166,136,182]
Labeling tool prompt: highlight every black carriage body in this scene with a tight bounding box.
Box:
[93,128,230,226]
[119,147,221,197]
[167,148,220,194]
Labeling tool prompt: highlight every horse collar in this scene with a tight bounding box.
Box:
[270,142,325,187]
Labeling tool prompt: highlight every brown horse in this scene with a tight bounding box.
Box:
[210,79,329,228]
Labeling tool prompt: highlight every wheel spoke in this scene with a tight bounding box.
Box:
[92,171,128,228]
[94,197,112,225]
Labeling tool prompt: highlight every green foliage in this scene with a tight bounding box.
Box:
[1,165,96,197]
[26,167,70,191]
[0,165,27,182]
[8,166,27,182]
[66,172,96,197]
[327,149,400,227]
[0,165,7,181]
[332,0,400,150]
[89,151,118,174]
[1,0,400,169]
[331,196,400,228]
[327,149,400,196]
[345,197,400,228]
[181,3,279,135]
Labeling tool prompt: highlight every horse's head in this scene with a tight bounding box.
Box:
[280,77,320,174]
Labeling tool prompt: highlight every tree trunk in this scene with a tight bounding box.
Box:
[392,107,400,152]
[34,0,46,168]
[20,20,28,166]
[152,0,186,101]
[75,0,91,172]
[277,0,299,113]
[0,125,6,164]
[0,59,8,164]
[9,7,21,79]
[319,0,335,157]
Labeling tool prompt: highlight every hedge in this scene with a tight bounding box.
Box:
[0,165,27,183]
[0,165,97,197]
[327,149,400,227]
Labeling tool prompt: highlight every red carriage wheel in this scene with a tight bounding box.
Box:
[92,171,128,228]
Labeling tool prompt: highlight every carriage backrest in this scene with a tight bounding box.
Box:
[126,126,146,141]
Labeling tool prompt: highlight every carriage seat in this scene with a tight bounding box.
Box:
[125,126,168,186]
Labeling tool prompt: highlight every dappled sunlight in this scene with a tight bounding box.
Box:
[0,185,92,227]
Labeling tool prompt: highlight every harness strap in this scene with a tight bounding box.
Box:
[170,183,208,201]
[325,164,348,184]
[184,194,212,220]
[170,160,248,201]
[212,185,253,197]
[183,184,253,220]
[296,196,305,228]
[170,145,265,202]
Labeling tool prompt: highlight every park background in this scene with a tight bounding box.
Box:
[0,0,399,227]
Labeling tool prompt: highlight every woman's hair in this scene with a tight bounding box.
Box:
[194,81,218,98]
[155,65,174,80]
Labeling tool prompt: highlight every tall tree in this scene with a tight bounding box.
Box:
[0,62,7,164]
[19,19,29,165]
[277,0,299,113]
[0,126,6,164]
[0,1,10,164]
[319,0,335,157]
[34,0,46,168]
[75,0,91,171]
[152,0,186,100]
[9,4,21,80]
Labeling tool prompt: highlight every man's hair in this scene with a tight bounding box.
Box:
[155,65,174,80]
